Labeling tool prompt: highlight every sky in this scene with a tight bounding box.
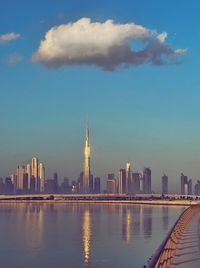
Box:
[0,0,200,192]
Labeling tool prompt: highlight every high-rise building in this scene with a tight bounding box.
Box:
[143,168,151,194]
[10,174,17,193]
[4,177,13,194]
[31,157,38,192]
[61,177,70,193]
[188,179,192,195]
[139,174,144,193]
[30,176,36,193]
[45,179,57,194]
[194,180,200,195]
[26,163,31,190]
[132,172,141,194]
[53,172,58,193]
[0,178,4,194]
[107,174,116,193]
[89,174,93,193]
[23,173,28,193]
[16,165,26,191]
[162,174,168,195]
[126,162,131,194]
[118,169,126,194]
[83,127,91,193]
[180,173,188,195]
[94,177,101,193]
[39,163,45,192]
[78,172,84,193]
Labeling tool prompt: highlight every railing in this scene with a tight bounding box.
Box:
[145,205,200,268]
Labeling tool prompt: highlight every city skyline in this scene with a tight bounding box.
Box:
[0,122,200,194]
[1,1,200,193]
[0,125,199,196]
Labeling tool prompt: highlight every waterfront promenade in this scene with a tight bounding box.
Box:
[146,205,200,268]
[0,193,198,206]
[171,213,200,267]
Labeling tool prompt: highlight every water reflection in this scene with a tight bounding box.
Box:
[21,204,44,253]
[122,208,132,242]
[139,205,144,234]
[82,209,92,268]
[162,207,169,230]
[0,203,184,268]
[143,207,152,238]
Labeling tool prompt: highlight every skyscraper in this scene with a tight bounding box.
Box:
[194,180,200,195]
[180,173,188,195]
[132,172,141,194]
[31,157,38,192]
[94,177,101,194]
[89,174,93,193]
[83,127,91,193]
[143,168,151,194]
[39,163,45,193]
[53,172,58,193]
[118,169,126,194]
[162,174,168,195]
[107,174,116,194]
[4,177,13,194]
[188,179,192,195]
[126,162,131,194]
[26,163,31,190]
[16,165,26,192]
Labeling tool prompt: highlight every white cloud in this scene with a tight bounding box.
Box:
[157,32,168,43]
[32,18,186,70]
[0,32,21,44]
[7,53,23,65]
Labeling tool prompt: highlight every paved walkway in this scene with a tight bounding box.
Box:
[171,214,200,267]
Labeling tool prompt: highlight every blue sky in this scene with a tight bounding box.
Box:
[0,0,200,192]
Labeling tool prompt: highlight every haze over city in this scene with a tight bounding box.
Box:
[1,0,200,194]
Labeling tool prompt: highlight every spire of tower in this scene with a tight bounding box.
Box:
[83,122,91,194]
[86,126,89,145]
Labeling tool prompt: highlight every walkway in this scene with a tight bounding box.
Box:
[171,214,200,267]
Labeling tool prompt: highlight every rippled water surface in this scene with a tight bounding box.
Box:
[0,203,185,268]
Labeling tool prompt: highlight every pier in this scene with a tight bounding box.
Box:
[146,205,200,267]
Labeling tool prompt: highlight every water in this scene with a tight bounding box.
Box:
[0,203,185,268]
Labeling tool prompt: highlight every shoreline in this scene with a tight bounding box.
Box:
[0,199,195,206]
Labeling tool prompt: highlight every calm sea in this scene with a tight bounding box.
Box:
[0,203,185,268]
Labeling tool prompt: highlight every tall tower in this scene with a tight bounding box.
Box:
[39,163,45,193]
[26,163,31,190]
[162,174,168,195]
[83,127,91,193]
[143,167,151,194]
[16,165,26,191]
[126,162,131,194]
[118,169,126,194]
[31,157,39,192]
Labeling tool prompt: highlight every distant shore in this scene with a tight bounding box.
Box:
[0,198,196,206]
[0,193,197,206]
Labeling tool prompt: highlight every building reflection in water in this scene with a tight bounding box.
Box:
[82,209,92,268]
[24,204,44,253]
[139,205,144,234]
[120,205,153,242]
[121,207,132,242]
[162,207,169,231]
[143,206,152,239]
[125,209,132,242]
